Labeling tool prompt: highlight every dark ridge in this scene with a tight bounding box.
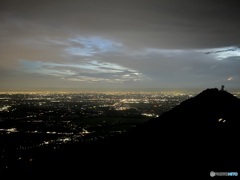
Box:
[143,88,240,129]
[119,87,240,145]
[115,88,240,177]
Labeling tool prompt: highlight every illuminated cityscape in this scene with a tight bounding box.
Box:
[0,91,198,170]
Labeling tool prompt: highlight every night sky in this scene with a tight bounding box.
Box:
[1,0,240,91]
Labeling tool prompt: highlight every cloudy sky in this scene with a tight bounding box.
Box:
[1,0,240,91]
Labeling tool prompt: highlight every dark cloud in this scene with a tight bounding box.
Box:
[0,0,240,90]
[205,46,240,55]
[1,0,240,48]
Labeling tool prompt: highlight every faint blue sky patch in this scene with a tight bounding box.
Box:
[65,37,122,56]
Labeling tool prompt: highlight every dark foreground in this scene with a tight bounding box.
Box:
[2,88,240,178]
[2,129,239,178]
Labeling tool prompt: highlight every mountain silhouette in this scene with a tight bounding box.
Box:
[137,87,240,131]
[117,88,240,177]
[118,88,240,144]
[9,88,240,178]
